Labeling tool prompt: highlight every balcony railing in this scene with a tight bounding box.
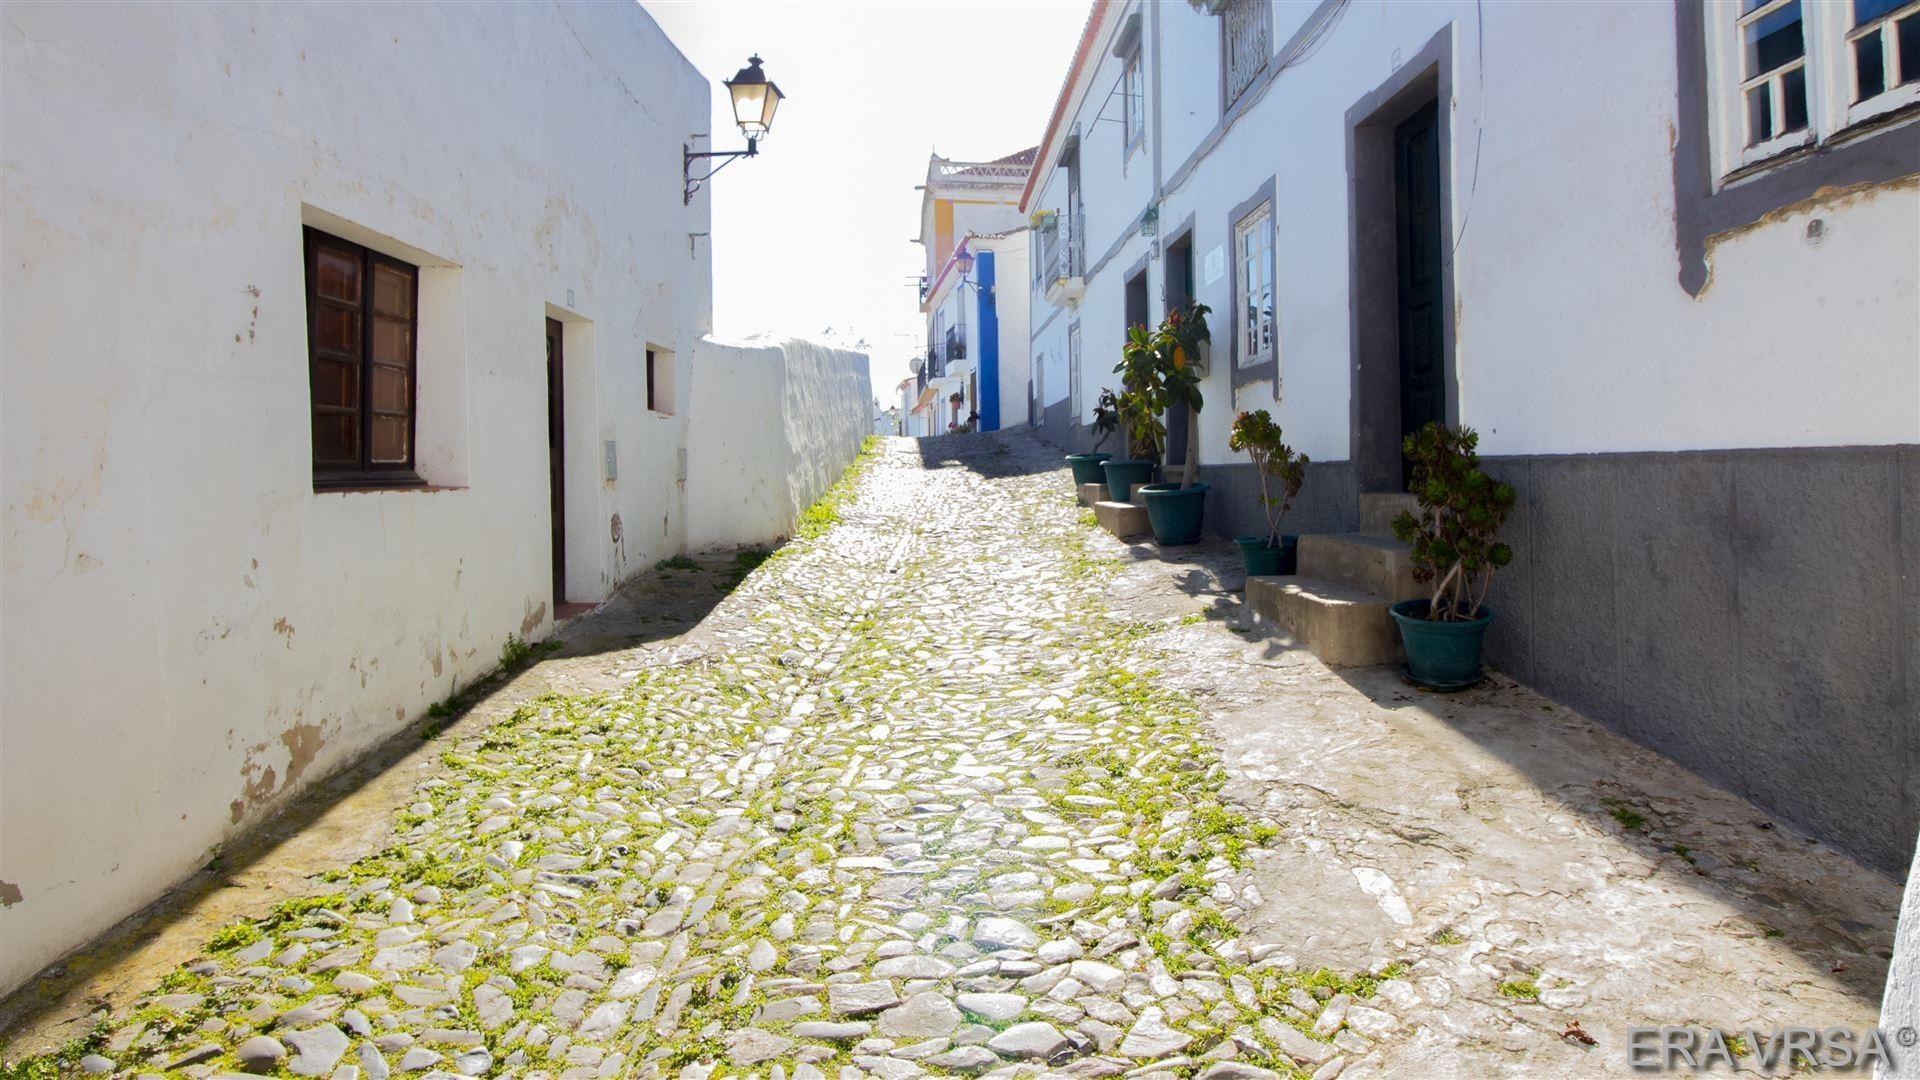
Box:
[1040,211,1087,306]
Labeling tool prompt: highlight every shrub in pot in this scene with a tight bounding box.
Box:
[1102,323,1166,502]
[1226,408,1308,576]
[1139,302,1213,543]
[1066,390,1119,486]
[1388,423,1516,690]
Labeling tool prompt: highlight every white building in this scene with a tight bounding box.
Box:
[1022,0,1918,878]
[0,2,868,995]
[912,151,1035,434]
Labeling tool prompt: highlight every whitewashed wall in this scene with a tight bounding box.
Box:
[1027,0,1920,465]
[683,338,872,551]
[1882,832,1920,1076]
[987,233,1034,429]
[1,1,717,994]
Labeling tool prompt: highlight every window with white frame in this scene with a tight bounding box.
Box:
[1233,203,1274,370]
[1068,322,1083,422]
[1714,0,1920,176]
[1223,0,1269,106]
[1122,49,1146,157]
[1848,0,1920,112]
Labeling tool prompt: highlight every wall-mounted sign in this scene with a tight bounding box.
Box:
[1203,244,1226,287]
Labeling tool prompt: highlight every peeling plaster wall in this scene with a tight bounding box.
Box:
[0,2,713,993]
[683,338,872,551]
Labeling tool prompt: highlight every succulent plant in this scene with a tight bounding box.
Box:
[1391,423,1515,621]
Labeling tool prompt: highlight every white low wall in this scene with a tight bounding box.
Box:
[1882,833,1920,1076]
[684,337,872,551]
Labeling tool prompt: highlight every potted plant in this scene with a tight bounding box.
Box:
[1138,303,1213,544]
[1102,323,1164,503]
[1226,408,1308,575]
[1066,389,1119,486]
[1387,423,1516,690]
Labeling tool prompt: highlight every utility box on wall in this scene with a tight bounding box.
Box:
[603,439,618,482]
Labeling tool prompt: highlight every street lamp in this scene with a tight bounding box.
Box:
[684,54,785,204]
[953,247,985,295]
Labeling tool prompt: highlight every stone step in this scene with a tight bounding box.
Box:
[1092,500,1149,540]
[1245,575,1403,667]
[1079,481,1153,506]
[1359,492,1419,536]
[1296,533,1422,602]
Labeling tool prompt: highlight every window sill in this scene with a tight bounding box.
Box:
[1718,101,1920,188]
[314,474,464,495]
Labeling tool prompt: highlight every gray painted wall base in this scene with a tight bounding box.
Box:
[1479,444,1917,876]
[1028,423,1917,875]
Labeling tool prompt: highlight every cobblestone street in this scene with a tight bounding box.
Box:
[3,432,1900,1079]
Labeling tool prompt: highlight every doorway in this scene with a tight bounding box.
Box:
[1161,234,1195,469]
[545,317,566,607]
[1393,100,1444,485]
[1345,35,1455,494]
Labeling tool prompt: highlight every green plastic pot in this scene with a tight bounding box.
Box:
[1389,599,1493,691]
[1234,534,1297,576]
[1140,483,1210,545]
[1102,459,1156,502]
[1065,452,1112,486]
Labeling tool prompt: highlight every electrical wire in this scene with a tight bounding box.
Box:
[1448,0,1488,266]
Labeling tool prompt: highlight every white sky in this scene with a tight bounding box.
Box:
[643,1,1092,411]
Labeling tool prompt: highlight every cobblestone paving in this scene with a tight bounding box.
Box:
[20,435,1377,1080]
[7,432,1895,1080]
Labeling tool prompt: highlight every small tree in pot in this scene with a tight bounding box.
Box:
[1090,389,1119,452]
[1226,408,1308,576]
[1065,389,1121,486]
[1158,302,1210,488]
[1388,422,1516,689]
[1102,324,1166,502]
[1133,303,1216,544]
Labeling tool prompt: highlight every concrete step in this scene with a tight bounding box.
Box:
[1359,492,1419,536]
[1080,481,1153,506]
[1093,500,1149,540]
[1297,533,1423,603]
[1245,575,1403,667]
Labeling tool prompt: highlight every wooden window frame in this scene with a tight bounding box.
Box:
[1122,48,1146,160]
[1233,201,1275,371]
[1844,0,1920,123]
[1067,321,1083,424]
[304,227,421,490]
[1707,0,1920,182]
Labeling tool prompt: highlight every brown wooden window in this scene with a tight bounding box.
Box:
[304,227,419,488]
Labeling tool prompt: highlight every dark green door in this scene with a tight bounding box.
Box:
[1393,100,1444,486]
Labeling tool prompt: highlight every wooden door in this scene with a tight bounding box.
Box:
[545,317,565,605]
[1394,100,1445,485]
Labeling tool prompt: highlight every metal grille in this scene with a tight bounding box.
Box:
[1045,211,1086,283]
[1224,0,1269,105]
